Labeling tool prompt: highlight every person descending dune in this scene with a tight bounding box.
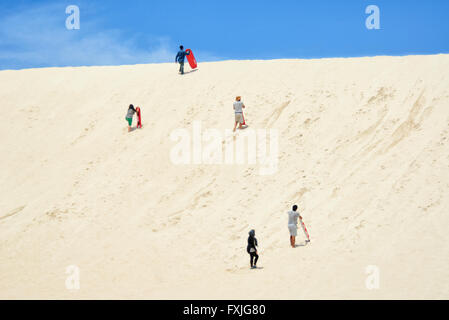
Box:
[125,104,137,132]
[247,229,259,269]
[175,45,190,75]
[233,96,246,132]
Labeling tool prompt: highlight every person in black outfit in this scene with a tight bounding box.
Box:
[247,229,259,269]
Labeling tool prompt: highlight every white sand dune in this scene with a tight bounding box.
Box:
[0,55,448,299]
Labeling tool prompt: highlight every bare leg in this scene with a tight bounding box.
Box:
[233,121,238,132]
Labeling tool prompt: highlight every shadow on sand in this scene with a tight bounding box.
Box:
[182,69,198,75]
[128,126,142,133]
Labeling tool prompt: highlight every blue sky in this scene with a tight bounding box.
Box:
[0,0,448,70]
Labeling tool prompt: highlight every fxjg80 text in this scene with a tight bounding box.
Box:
[228,304,266,317]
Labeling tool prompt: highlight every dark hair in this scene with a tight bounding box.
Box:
[292,205,298,211]
[180,45,184,50]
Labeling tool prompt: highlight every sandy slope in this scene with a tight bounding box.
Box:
[0,55,448,299]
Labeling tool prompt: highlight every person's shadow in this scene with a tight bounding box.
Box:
[128,126,141,133]
[294,243,306,247]
[184,69,198,75]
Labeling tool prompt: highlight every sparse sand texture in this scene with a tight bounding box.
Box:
[0,55,449,299]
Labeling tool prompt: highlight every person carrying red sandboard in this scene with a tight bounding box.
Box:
[287,204,310,248]
[125,104,137,133]
[175,45,191,75]
[233,96,247,132]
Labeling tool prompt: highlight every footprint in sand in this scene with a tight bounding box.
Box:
[0,205,26,221]
[263,100,291,127]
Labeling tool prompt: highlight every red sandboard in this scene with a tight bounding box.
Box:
[185,49,197,69]
[136,107,142,128]
[300,220,310,242]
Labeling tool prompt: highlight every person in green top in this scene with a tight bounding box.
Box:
[125,104,136,132]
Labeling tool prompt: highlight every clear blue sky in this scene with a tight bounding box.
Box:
[0,0,448,70]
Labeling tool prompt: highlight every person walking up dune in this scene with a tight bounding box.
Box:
[247,229,259,269]
[233,96,246,132]
[287,205,310,248]
[125,104,137,132]
[175,45,190,75]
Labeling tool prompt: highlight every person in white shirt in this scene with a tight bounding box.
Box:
[287,204,310,248]
[233,96,246,132]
